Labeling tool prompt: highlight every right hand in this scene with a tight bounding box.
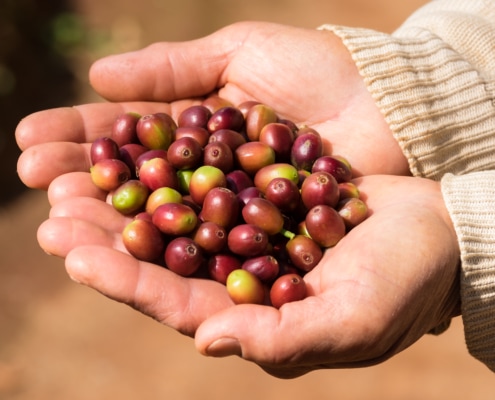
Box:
[38,172,460,379]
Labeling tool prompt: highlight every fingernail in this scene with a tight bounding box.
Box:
[205,338,242,357]
[67,273,81,284]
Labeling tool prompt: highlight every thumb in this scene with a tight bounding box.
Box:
[194,294,362,378]
[88,23,250,102]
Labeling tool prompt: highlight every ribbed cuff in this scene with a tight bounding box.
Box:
[442,172,495,372]
[318,24,495,181]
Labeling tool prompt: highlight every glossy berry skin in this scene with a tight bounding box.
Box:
[290,131,323,171]
[264,177,301,212]
[237,100,261,118]
[136,113,176,150]
[111,180,149,215]
[305,205,346,248]
[337,197,368,230]
[209,129,246,151]
[199,187,240,229]
[203,141,234,173]
[152,202,198,236]
[175,126,210,148]
[145,187,183,214]
[259,122,294,162]
[286,234,323,272]
[122,219,165,262]
[227,224,269,257]
[90,137,121,165]
[278,118,299,136]
[338,181,360,201]
[167,136,203,170]
[253,163,299,193]
[242,255,279,283]
[244,103,278,141]
[176,169,194,194]
[119,143,148,177]
[207,106,244,133]
[226,269,265,305]
[164,237,204,277]
[270,273,307,309]
[90,158,131,192]
[111,112,140,146]
[177,105,212,128]
[312,155,352,183]
[235,141,276,176]
[300,171,340,209]
[241,197,284,236]
[207,253,242,284]
[188,165,227,205]
[192,221,228,254]
[138,157,179,192]
[135,149,168,172]
[237,186,263,207]
[226,169,254,194]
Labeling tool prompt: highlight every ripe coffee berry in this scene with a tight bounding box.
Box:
[88,98,369,308]
[270,273,307,309]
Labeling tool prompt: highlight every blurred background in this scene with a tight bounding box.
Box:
[1,0,494,398]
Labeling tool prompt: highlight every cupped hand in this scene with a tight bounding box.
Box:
[16,21,410,191]
[38,172,460,378]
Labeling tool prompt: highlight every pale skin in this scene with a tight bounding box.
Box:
[16,22,460,378]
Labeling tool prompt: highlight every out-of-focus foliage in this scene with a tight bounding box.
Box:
[0,0,77,204]
[0,0,138,205]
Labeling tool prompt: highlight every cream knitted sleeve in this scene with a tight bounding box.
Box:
[442,172,495,371]
[320,0,495,371]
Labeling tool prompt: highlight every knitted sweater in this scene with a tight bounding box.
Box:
[320,0,495,372]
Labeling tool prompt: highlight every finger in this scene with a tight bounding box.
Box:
[194,286,388,378]
[37,217,124,258]
[17,142,91,190]
[88,23,256,102]
[16,102,170,150]
[16,100,205,190]
[48,196,130,233]
[65,246,234,337]
[48,172,107,205]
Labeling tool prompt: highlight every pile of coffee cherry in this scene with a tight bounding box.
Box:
[89,97,368,308]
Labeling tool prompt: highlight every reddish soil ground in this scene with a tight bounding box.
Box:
[1,1,494,399]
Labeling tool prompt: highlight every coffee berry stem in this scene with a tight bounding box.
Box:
[280,228,296,241]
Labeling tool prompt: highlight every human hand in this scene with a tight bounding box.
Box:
[16,21,410,192]
[37,172,460,378]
